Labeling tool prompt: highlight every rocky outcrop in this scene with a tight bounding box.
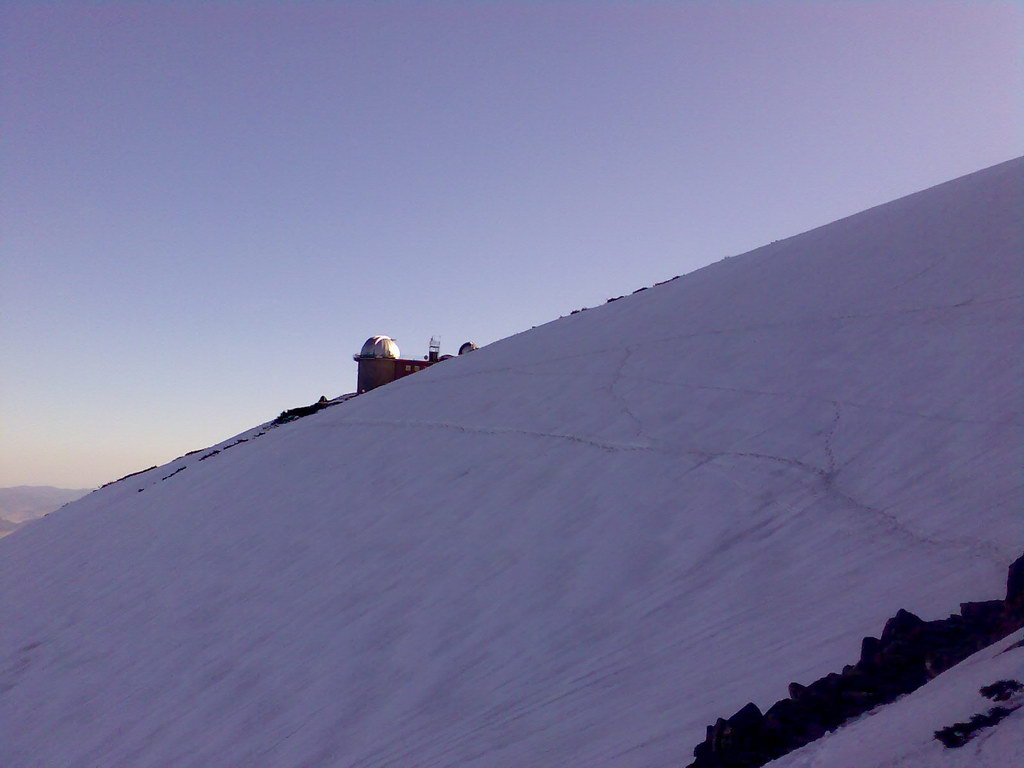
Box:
[933,679,1023,748]
[274,398,333,424]
[686,553,1024,768]
[274,394,352,424]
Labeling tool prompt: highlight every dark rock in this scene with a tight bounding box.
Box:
[935,704,1019,748]
[100,465,158,488]
[728,702,763,729]
[879,609,924,647]
[686,552,1024,768]
[837,687,882,713]
[1006,554,1024,608]
[692,707,770,768]
[274,398,335,424]
[759,698,802,755]
[804,672,843,699]
[860,636,881,665]
[761,698,796,726]
[980,679,1023,702]
[959,600,1004,628]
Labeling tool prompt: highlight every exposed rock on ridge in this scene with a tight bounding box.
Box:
[687,553,1024,768]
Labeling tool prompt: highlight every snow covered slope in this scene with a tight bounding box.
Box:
[1,158,1021,768]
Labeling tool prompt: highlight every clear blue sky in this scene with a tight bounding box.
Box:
[2,1,1021,488]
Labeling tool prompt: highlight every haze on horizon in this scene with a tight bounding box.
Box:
[2,1,1021,489]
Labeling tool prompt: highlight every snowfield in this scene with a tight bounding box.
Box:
[1,157,1021,767]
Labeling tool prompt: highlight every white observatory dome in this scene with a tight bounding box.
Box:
[359,336,400,359]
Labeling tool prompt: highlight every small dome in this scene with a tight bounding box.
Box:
[458,341,479,355]
[359,336,400,359]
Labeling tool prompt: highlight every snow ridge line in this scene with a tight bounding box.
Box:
[608,344,644,438]
[723,434,1007,567]
[331,419,830,477]
[827,487,1007,568]
[824,401,841,480]
[619,373,1022,429]
[331,417,1004,567]
[702,445,1006,569]
[719,451,827,478]
[333,418,654,453]
[329,416,1003,565]
[417,293,1021,390]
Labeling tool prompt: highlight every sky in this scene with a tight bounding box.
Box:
[1,1,1021,489]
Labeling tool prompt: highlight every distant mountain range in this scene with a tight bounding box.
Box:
[0,486,92,534]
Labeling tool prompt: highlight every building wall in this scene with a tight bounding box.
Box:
[356,358,395,394]
[356,358,436,394]
[391,359,432,383]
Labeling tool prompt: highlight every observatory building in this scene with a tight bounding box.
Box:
[353,335,477,394]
